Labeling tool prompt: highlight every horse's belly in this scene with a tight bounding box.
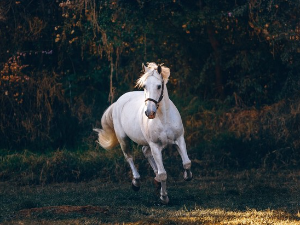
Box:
[120,114,148,145]
[127,133,148,146]
[122,121,148,145]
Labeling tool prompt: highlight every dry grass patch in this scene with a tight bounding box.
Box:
[18,205,109,217]
[169,208,300,225]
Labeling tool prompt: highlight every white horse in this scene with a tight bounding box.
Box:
[94,62,192,204]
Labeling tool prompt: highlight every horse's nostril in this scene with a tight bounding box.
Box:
[145,110,156,119]
[149,111,156,119]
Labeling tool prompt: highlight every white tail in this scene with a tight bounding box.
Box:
[93,103,118,150]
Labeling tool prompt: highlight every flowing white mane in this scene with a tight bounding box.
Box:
[135,62,170,88]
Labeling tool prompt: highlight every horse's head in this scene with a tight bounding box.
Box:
[136,62,170,119]
[143,68,163,119]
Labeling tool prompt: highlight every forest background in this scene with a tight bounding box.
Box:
[1,0,300,184]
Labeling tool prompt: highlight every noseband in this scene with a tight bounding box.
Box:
[145,77,164,109]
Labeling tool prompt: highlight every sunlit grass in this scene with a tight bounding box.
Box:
[167,208,300,225]
[127,207,300,224]
[6,208,300,224]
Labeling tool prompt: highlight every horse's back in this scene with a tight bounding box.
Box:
[114,91,144,114]
[117,91,144,104]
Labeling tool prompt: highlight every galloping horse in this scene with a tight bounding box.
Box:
[94,62,192,204]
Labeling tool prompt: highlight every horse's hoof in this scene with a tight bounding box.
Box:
[183,169,193,181]
[131,178,141,192]
[153,178,161,190]
[160,195,169,205]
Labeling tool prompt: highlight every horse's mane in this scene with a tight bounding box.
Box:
[135,62,170,89]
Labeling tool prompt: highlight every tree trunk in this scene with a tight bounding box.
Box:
[207,25,224,99]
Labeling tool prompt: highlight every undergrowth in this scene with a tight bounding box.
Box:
[1,96,300,184]
[177,95,300,170]
[0,148,127,184]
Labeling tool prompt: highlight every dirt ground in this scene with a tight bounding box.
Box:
[1,169,300,224]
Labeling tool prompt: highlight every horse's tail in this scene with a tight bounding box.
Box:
[93,103,118,150]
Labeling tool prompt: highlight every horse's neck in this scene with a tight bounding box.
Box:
[158,84,170,123]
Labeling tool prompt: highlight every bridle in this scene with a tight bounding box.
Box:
[144,66,164,109]
[144,79,164,109]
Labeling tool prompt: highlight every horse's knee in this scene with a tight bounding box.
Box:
[156,172,167,182]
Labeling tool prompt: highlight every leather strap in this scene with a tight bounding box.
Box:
[145,80,164,108]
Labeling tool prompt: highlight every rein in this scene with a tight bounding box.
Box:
[144,76,164,109]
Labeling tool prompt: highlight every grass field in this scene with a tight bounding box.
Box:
[1,169,300,224]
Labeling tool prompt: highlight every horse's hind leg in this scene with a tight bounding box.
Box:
[142,146,161,189]
[175,135,193,181]
[142,146,158,176]
[118,136,141,191]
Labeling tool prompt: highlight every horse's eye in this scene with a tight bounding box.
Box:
[157,85,161,90]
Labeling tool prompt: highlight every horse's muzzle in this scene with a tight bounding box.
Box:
[145,110,156,119]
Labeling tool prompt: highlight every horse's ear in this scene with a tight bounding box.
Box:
[142,63,146,73]
[142,63,150,73]
[157,65,162,74]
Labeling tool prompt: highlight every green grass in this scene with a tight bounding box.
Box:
[0,148,130,184]
[1,169,300,224]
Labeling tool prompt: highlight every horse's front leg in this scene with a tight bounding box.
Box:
[149,143,169,204]
[175,135,193,181]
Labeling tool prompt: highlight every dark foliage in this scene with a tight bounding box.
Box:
[0,0,300,170]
